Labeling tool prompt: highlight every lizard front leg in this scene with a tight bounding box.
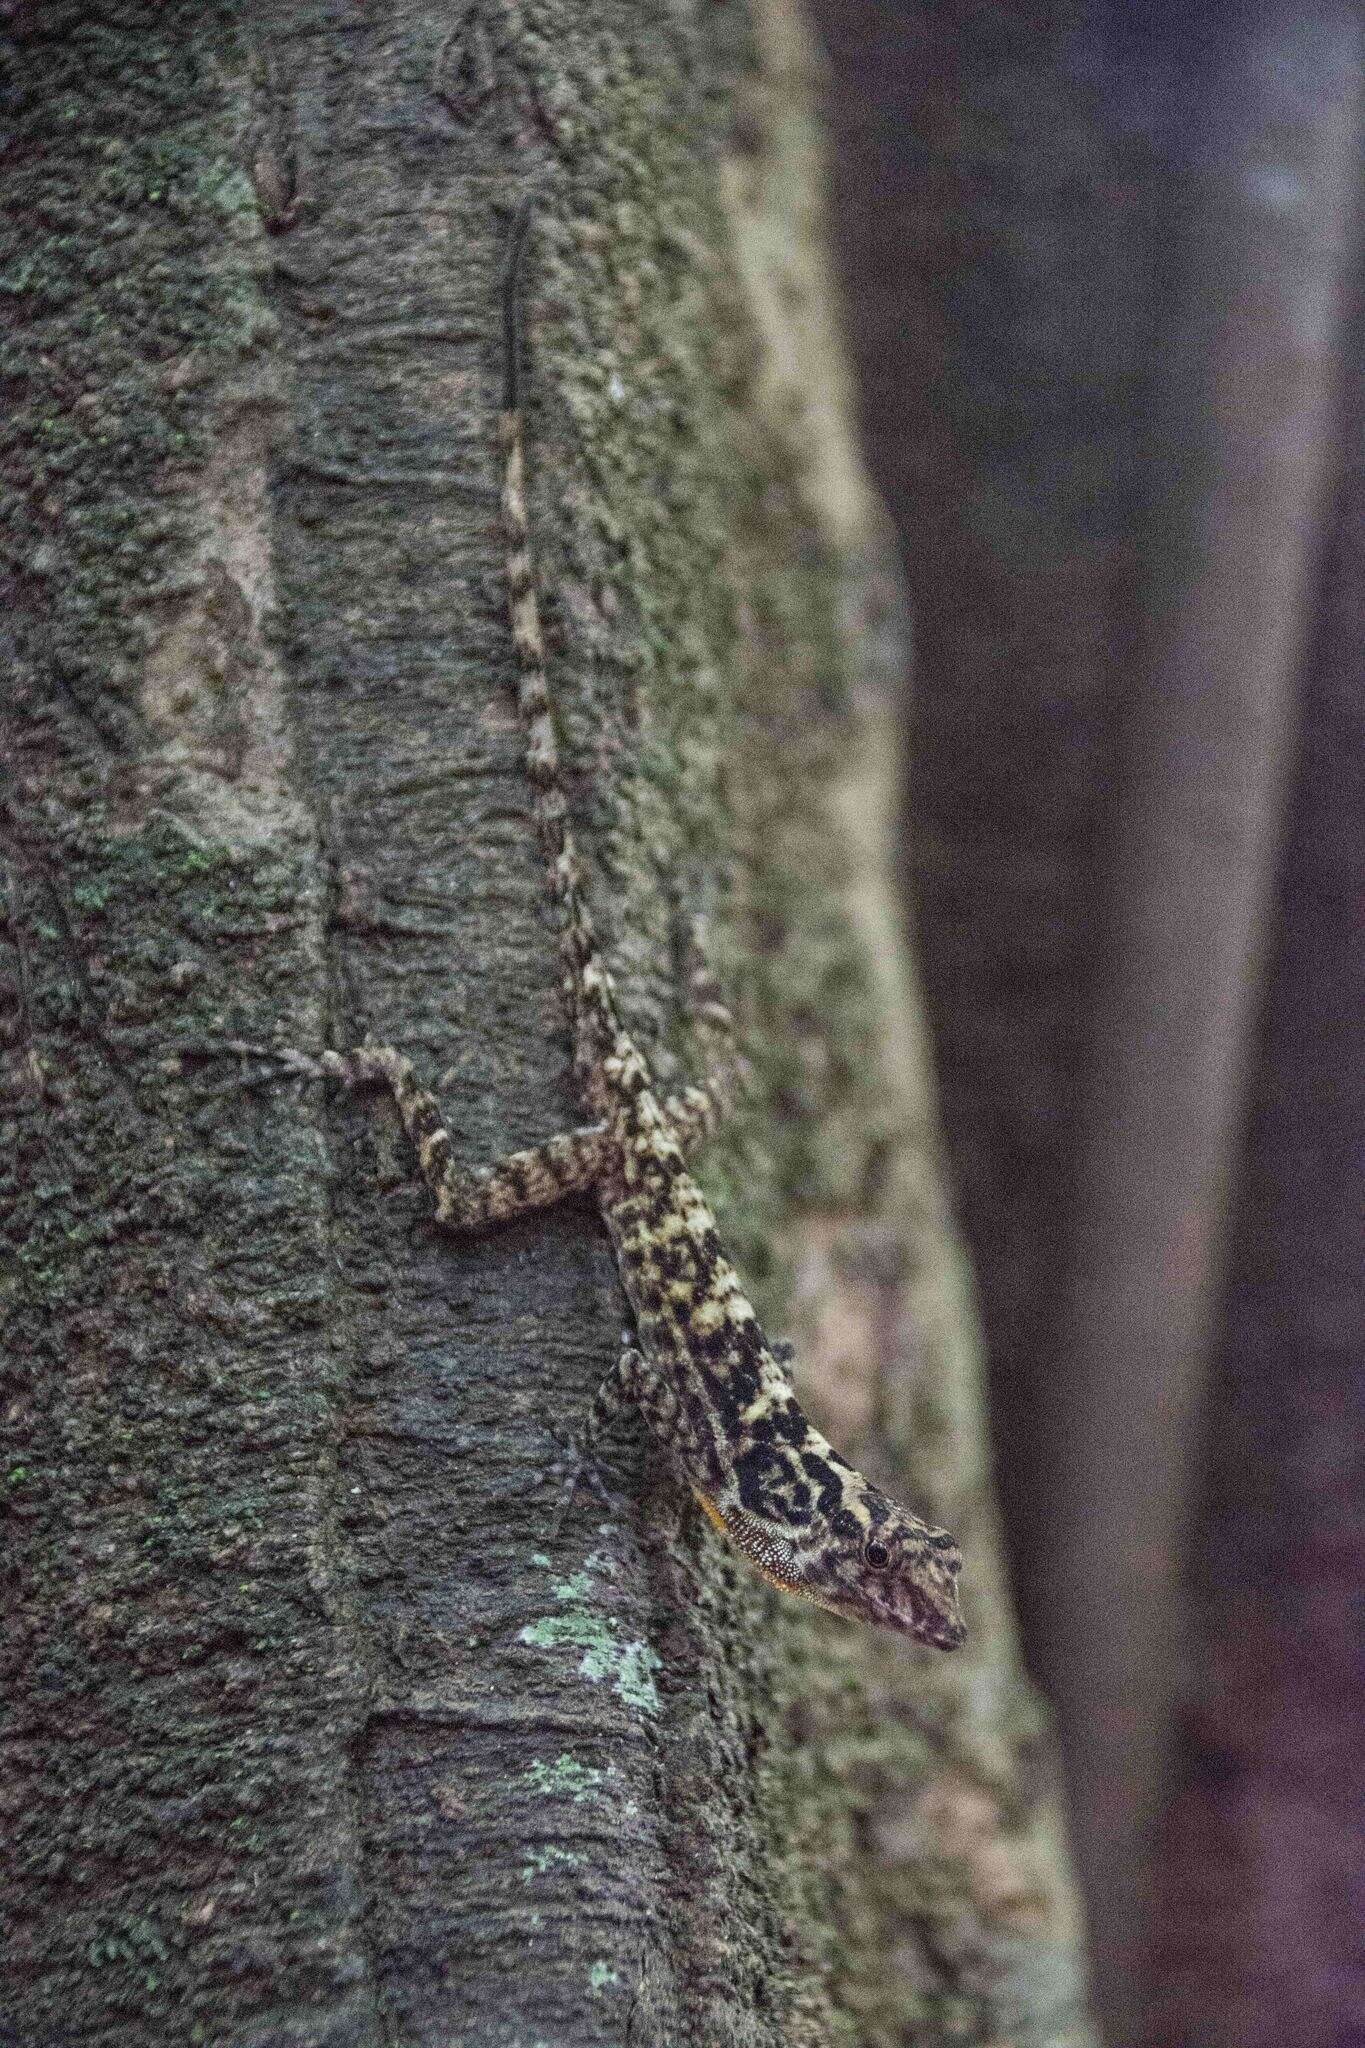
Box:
[548,1337,719,1538]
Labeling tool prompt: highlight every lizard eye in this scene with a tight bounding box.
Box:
[863,1539,890,1571]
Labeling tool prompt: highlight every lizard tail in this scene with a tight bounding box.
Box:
[498,199,623,1066]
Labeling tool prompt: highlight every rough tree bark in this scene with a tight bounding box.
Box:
[1,6,1097,2044]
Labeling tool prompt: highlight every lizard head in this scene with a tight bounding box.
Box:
[696,1472,966,1649]
[806,1482,967,1646]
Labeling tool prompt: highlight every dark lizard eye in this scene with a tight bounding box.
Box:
[863,1539,890,1570]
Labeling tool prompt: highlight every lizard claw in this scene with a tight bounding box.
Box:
[542,1426,618,1539]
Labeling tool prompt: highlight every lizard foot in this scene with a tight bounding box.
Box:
[541,1426,623,1540]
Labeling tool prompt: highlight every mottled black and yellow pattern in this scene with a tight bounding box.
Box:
[332,203,964,1647]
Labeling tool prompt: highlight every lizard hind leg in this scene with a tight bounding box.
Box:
[322,1044,612,1230]
[664,911,752,1155]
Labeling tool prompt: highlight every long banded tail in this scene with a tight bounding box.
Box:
[499,201,622,1068]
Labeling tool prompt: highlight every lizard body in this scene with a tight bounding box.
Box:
[330,205,965,1648]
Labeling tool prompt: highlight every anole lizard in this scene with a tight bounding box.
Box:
[317,203,966,1647]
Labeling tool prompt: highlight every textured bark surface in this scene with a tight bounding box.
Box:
[1143,292,1365,2048]
[1,6,1095,2044]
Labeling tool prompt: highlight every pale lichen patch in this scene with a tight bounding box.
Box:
[138,385,303,847]
[518,1559,662,1716]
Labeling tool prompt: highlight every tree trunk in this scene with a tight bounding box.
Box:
[809,0,1151,1664]
[1029,14,1360,2028]
[813,2,1360,2035]
[1143,277,1365,2048]
[1,6,1097,2043]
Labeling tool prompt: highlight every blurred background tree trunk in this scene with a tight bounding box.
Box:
[813,0,1362,2042]
[0,5,1098,2044]
[1143,282,1365,2048]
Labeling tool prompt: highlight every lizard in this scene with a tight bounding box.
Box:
[317,201,966,1649]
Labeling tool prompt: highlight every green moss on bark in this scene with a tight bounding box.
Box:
[2,5,1094,2045]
